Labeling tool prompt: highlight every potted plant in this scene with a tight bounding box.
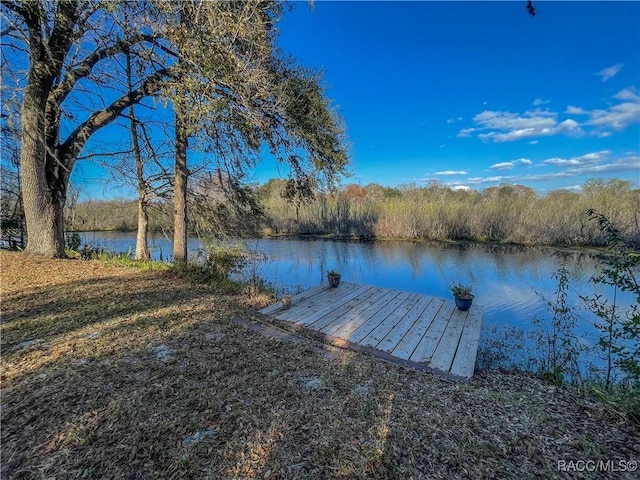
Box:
[281,294,292,309]
[450,283,474,311]
[327,270,341,288]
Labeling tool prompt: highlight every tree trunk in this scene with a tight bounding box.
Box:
[125,38,150,261]
[173,103,188,263]
[21,75,67,257]
[135,196,150,260]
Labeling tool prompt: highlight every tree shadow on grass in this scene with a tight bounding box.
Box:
[2,302,386,478]
[1,271,223,352]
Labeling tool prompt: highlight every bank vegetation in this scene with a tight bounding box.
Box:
[56,177,640,249]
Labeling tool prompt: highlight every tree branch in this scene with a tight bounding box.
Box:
[47,0,80,71]
[77,149,134,161]
[60,67,171,169]
[49,40,129,106]
[0,0,29,20]
[49,32,167,107]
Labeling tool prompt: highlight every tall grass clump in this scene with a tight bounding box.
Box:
[168,240,273,298]
[169,241,246,292]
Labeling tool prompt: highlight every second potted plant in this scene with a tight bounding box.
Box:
[281,294,292,309]
[327,270,341,288]
[450,283,474,311]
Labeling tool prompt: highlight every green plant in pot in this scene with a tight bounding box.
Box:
[327,270,341,288]
[450,283,474,311]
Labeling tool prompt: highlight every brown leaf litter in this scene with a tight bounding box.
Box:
[1,251,638,479]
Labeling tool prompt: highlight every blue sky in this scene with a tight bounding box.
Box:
[69,0,639,199]
[256,0,640,193]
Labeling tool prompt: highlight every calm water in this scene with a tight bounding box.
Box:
[80,231,636,373]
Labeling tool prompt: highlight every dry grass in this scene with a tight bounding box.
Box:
[1,251,638,479]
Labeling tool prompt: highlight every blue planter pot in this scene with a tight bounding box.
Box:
[454,295,474,311]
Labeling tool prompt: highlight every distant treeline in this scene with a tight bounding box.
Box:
[67,199,166,233]
[66,178,640,248]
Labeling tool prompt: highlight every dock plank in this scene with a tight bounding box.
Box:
[259,284,328,315]
[307,286,382,331]
[390,298,445,360]
[408,301,455,363]
[377,295,436,354]
[289,284,374,327]
[449,309,483,379]
[429,307,469,371]
[359,294,422,349]
[316,287,387,334]
[274,282,360,323]
[325,289,400,339]
[347,290,412,344]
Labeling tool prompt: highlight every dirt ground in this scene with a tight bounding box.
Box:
[1,251,638,479]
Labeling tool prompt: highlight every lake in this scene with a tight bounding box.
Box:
[80,231,637,377]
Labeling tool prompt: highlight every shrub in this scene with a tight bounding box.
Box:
[65,232,81,251]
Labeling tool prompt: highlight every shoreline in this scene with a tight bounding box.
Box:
[68,229,622,255]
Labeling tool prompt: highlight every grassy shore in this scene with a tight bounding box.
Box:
[1,251,638,479]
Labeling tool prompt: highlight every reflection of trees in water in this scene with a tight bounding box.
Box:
[268,239,607,304]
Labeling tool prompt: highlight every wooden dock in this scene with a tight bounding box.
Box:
[259,282,483,380]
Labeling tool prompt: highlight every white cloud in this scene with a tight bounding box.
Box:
[566,105,587,115]
[440,152,638,190]
[451,185,470,191]
[479,129,536,142]
[565,87,640,131]
[542,150,610,167]
[447,118,455,124]
[459,87,638,142]
[542,157,574,166]
[586,101,639,130]
[567,155,639,175]
[528,140,539,145]
[597,63,623,82]
[484,176,505,183]
[557,119,580,131]
[434,170,468,175]
[490,162,515,170]
[490,158,533,170]
[614,87,639,101]
[474,109,556,130]
[579,151,611,162]
[533,98,550,106]
[461,109,583,143]
[456,128,476,138]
